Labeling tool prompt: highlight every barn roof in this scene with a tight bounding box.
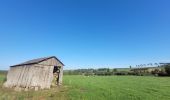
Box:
[11,56,64,67]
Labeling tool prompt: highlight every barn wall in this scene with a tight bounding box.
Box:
[39,58,63,66]
[33,64,54,89]
[39,58,64,85]
[58,66,63,85]
[4,65,32,89]
[4,64,54,90]
[4,57,64,91]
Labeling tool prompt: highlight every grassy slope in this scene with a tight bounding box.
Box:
[64,75,170,100]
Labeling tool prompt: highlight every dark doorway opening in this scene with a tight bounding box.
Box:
[52,66,60,86]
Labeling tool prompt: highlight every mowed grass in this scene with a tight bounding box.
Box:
[64,75,170,100]
[0,75,170,100]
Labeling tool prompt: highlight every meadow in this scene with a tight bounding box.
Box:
[0,74,170,100]
[64,75,170,100]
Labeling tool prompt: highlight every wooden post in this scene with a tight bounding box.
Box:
[58,66,63,85]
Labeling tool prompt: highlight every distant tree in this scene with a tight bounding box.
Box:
[98,68,107,71]
[150,63,153,66]
[143,64,146,67]
[129,66,132,69]
[113,69,117,72]
[151,69,160,75]
[142,64,144,67]
[107,68,110,72]
[165,65,170,76]
[154,63,159,67]
[139,64,142,68]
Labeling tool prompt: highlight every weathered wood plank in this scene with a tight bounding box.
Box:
[4,57,64,91]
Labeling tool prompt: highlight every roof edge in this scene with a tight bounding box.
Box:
[10,56,65,67]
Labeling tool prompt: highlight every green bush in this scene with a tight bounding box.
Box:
[158,71,168,76]
[151,69,160,75]
[95,72,105,76]
[127,72,138,75]
[95,71,112,76]
[113,69,117,72]
[114,71,128,75]
[165,65,170,76]
[128,71,153,76]
[84,72,94,76]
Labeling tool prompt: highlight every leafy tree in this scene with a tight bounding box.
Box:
[107,68,110,72]
[129,66,132,69]
[165,65,170,76]
[113,69,117,72]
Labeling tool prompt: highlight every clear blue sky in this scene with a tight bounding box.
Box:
[0,0,170,70]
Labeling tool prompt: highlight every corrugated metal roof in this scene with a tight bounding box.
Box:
[11,56,64,67]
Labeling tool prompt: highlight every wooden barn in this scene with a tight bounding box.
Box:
[3,56,64,91]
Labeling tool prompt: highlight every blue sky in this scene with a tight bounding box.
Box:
[0,0,170,70]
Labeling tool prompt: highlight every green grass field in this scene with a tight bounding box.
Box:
[0,75,170,100]
[64,76,170,100]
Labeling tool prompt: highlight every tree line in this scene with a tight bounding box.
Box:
[64,64,170,76]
